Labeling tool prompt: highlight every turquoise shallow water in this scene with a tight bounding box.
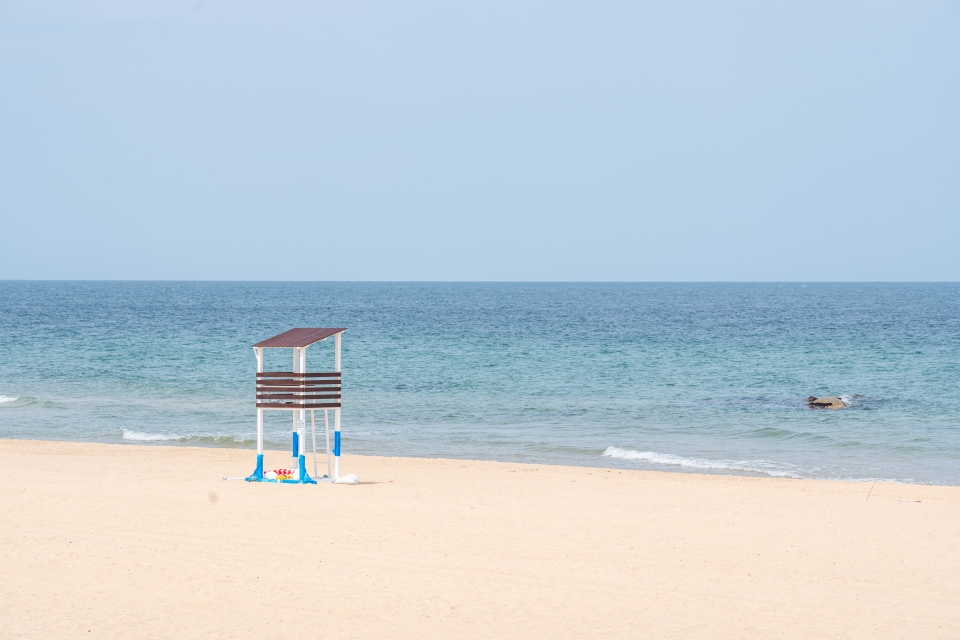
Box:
[1,282,959,483]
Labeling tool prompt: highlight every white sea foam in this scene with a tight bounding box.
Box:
[120,430,252,446]
[0,395,18,403]
[122,429,183,442]
[602,446,802,478]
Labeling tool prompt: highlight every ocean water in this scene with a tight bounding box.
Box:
[1,282,959,484]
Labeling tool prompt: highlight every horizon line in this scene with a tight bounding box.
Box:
[2,279,958,284]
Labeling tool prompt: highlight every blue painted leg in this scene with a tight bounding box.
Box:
[298,454,316,484]
[245,453,264,482]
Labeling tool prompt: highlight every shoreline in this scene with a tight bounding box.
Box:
[3,438,960,638]
[3,434,956,486]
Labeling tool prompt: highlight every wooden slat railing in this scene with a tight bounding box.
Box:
[256,372,341,409]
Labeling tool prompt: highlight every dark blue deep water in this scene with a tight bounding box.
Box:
[1,282,959,483]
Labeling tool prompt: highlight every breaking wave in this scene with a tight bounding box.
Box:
[602,446,803,478]
[0,395,37,407]
[121,429,253,447]
[122,429,182,441]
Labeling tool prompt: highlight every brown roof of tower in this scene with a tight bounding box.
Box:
[253,328,346,348]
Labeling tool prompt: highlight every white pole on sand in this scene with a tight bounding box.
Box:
[255,347,264,456]
[334,408,341,480]
[324,409,331,479]
[311,409,318,479]
[245,346,265,482]
[299,346,307,452]
[292,347,298,462]
[257,408,263,455]
[334,332,342,480]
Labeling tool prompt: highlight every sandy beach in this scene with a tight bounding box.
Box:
[1,439,958,639]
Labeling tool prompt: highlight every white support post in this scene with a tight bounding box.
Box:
[255,347,264,455]
[299,347,307,461]
[324,409,331,479]
[311,409,318,479]
[335,333,341,372]
[334,408,341,480]
[293,347,299,447]
[257,409,264,455]
[334,333,341,480]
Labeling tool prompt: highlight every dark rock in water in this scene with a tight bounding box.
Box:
[807,396,847,409]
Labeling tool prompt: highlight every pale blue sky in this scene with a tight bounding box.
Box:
[1,1,958,280]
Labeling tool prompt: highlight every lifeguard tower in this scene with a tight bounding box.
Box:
[245,328,346,484]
